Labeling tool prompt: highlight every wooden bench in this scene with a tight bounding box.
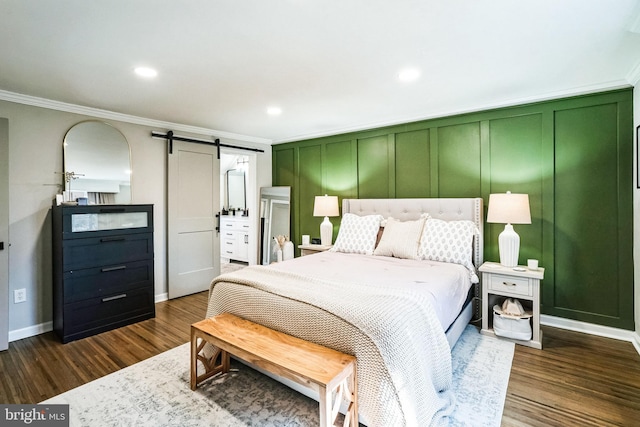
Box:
[191,313,358,427]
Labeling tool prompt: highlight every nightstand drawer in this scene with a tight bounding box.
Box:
[488,273,531,296]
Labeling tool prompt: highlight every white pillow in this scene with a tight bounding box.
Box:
[418,218,479,282]
[373,216,427,259]
[330,213,384,255]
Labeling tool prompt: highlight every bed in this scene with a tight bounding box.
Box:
[204,198,483,426]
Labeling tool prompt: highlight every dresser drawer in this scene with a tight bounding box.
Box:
[63,233,153,270]
[60,205,153,239]
[488,273,532,296]
[222,238,236,256]
[220,217,250,231]
[63,260,153,303]
[62,287,154,337]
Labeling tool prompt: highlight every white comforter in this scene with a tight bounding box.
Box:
[206,252,470,426]
[268,252,473,331]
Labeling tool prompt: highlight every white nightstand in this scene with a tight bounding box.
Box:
[479,261,544,349]
[298,244,332,256]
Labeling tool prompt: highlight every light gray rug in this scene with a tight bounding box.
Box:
[43,325,514,426]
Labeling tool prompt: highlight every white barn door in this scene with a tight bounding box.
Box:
[167,140,220,299]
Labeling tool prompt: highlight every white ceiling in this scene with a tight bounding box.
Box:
[1,0,640,144]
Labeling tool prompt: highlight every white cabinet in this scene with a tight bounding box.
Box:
[221,216,250,262]
[479,262,544,349]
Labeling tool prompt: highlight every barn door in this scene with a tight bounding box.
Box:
[167,140,220,299]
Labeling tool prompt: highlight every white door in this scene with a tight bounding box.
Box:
[167,140,220,299]
[0,118,9,351]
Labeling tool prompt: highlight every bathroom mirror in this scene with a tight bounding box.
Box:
[226,170,246,210]
[259,186,291,265]
[63,121,131,204]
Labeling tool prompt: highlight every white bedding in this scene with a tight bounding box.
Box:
[267,251,473,331]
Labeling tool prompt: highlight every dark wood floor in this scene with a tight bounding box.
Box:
[1,292,639,426]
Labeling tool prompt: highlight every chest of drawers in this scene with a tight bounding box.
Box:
[52,204,155,343]
[220,216,250,262]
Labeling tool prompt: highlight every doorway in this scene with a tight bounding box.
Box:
[220,150,257,273]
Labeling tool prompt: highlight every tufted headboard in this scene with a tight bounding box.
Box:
[342,198,484,267]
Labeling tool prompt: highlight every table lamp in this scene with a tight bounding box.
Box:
[487,191,531,267]
[313,195,339,246]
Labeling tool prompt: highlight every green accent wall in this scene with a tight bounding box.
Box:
[272,88,634,330]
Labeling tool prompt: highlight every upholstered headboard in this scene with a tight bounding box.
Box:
[342,198,484,267]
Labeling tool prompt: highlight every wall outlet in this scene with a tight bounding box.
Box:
[14,288,26,303]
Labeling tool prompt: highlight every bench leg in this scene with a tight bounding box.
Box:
[318,366,359,427]
[319,385,332,427]
[345,367,358,427]
[190,328,231,391]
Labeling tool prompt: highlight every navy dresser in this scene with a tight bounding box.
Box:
[52,204,155,343]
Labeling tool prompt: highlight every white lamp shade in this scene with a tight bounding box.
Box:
[313,195,339,217]
[486,192,531,224]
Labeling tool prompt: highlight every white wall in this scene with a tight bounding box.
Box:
[0,98,272,338]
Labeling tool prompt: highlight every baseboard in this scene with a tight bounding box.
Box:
[541,314,640,356]
[9,321,53,342]
[155,292,168,304]
[633,331,640,355]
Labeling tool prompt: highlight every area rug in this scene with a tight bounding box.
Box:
[42,325,514,426]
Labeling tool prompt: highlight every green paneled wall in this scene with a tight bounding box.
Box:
[437,122,482,198]
[357,135,392,198]
[272,88,634,330]
[395,130,430,197]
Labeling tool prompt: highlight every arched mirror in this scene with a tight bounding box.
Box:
[63,121,131,204]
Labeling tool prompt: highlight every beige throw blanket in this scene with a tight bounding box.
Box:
[206,266,455,426]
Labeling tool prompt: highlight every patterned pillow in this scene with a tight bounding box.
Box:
[330,213,384,255]
[373,216,427,259]
[418,218,479,281]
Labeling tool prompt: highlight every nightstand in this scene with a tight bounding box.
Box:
[298,244,332,256]
[479,261,544,349]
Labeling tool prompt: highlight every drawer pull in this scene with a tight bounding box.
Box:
[100,237,126,243]
[101,265,127,272]
[100,208,126,213]
[102,294,127,302]
[502,281,517,286]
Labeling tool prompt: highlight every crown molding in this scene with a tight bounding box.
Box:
[626,60,640,86]
[273,80,632,144]
[0,89,272,145]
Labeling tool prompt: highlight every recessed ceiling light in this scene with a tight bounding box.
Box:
[398,68,420,82]
[134,67,158,78]
[267,106,282,116]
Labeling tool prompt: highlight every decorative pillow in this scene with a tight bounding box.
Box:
[373,216,427,259]
[330,213,384,255]
[418,219,479,282]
